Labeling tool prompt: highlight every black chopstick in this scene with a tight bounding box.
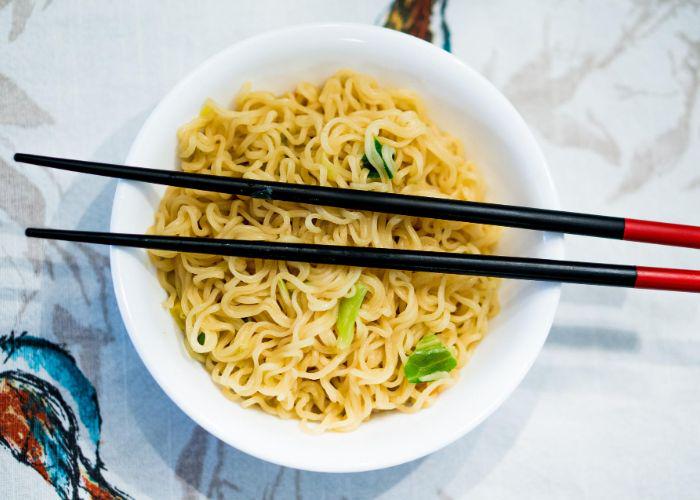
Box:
[25,228,700,292]
[14,153,700,249]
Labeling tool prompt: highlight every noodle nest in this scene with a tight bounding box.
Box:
[149,70,501,432]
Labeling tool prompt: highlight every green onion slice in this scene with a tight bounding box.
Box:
[278,277,291,302]
[362,136,395,180]
[336,283,368,349]
[364,134,385,175]
[404,334,457,383]
[380,144,395,179]
[362,154,381,179]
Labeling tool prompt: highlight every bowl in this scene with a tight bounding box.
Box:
[110,23,564,472]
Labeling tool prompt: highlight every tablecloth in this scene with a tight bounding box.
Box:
[1,1,699,498]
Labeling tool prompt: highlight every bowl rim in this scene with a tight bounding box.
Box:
[110,22,564,472]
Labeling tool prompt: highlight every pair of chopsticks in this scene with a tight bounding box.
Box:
[16,153,700,293]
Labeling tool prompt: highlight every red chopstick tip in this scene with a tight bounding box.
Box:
[624,218,700,249]
[636,266,700,293]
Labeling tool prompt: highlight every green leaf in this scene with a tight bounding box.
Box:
[404,335,457,383]
[336,283,368,349]
[197,332,205,345]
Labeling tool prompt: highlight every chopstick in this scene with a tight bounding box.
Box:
[25,228,700,293]
[14,153,700,249]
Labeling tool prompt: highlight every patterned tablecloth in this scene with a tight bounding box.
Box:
[1,1,699,498]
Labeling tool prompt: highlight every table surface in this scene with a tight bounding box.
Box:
[1,1,699,499]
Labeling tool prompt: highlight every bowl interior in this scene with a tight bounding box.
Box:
[110,24,563,472]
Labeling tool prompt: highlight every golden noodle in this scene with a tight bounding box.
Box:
[149,70,501,432]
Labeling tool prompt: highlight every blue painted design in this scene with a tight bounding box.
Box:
[0,331,128,499]
[439,0,452,52]
[383,0,453,53]
[0,332,101,446]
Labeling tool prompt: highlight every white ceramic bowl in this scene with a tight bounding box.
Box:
[111,23,564,472]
